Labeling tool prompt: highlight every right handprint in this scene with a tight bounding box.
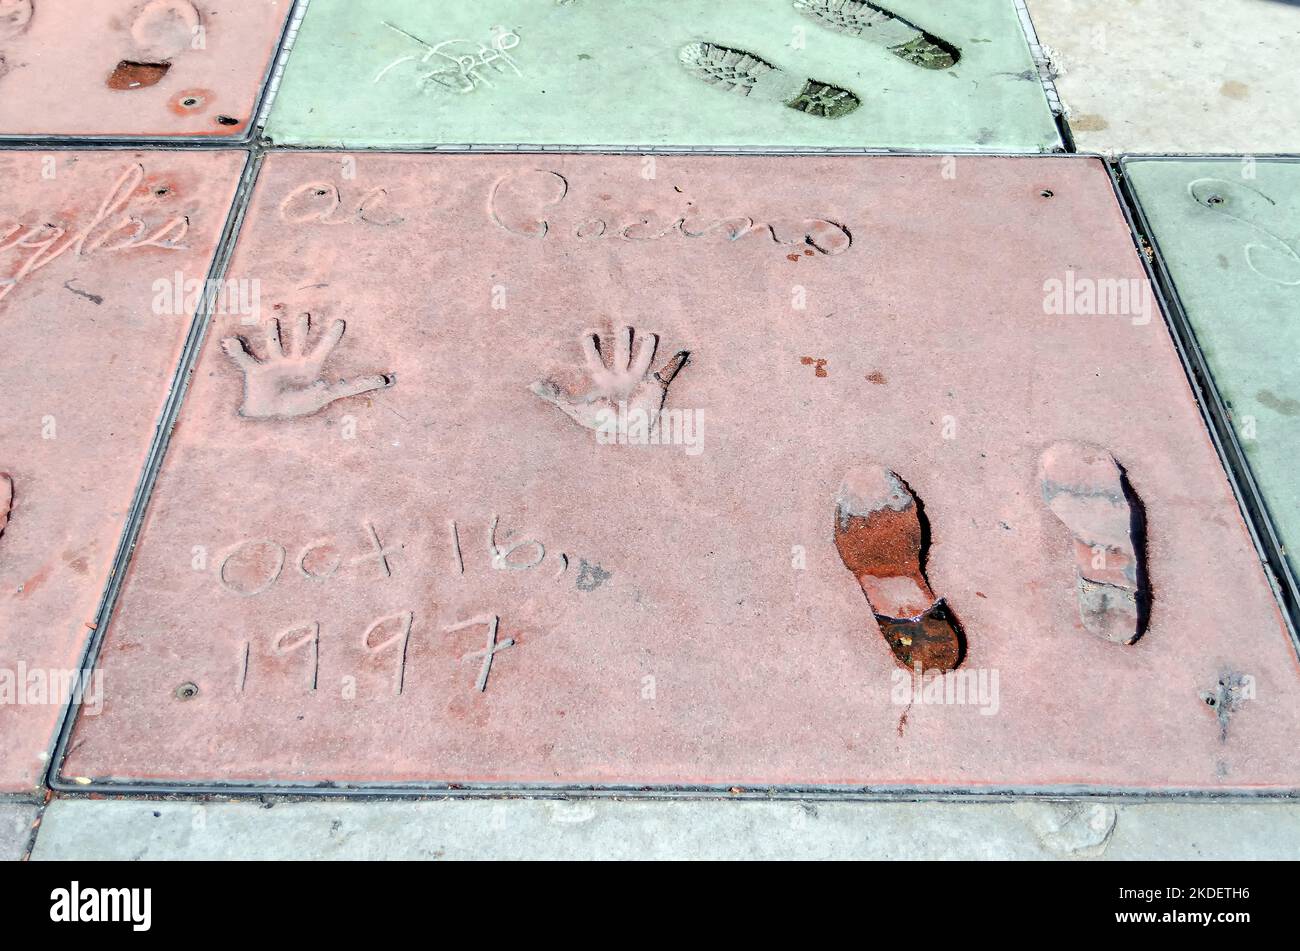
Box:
[530,325,690,435]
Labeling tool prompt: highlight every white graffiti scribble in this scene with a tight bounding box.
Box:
[374,21,522,94]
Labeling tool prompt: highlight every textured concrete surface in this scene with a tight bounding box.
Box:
[28,797,1300,860]
[0,150,246,792]
[59,153,1300,792]
[0,0,290,138]
[0,803,37,860]
[1126,158,1300,587]
[1026,0,1300,154]
[267,0,1060,151]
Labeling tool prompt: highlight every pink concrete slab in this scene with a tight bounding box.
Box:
[0,1,290,138]
[0,148,245,792]
[62,153,1300,792]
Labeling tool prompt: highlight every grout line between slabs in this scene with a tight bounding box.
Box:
[42,150,266,797]
[254,0,312,134]
[37,780,1300,804]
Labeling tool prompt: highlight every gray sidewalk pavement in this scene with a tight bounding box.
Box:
[24,797,1300,861]
[0,804,38,861]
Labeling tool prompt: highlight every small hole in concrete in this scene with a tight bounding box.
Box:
[1207,195,1224,205]
[216,115,239,126]
[1040,189,1054,198]
[175,682,199,700]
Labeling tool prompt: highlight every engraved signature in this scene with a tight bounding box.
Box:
[488,170,852,254]
[279,181,404,227]
[0,164,189,305]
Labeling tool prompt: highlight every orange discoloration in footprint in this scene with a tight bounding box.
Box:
[834,466,965,670]
[866,371,886,385]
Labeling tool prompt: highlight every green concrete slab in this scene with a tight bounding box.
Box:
[266,0,1061,151]
[1126,159,1300,590]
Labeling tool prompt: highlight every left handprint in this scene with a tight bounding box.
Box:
[221,314,396,420]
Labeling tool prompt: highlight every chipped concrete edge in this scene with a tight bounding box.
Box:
[1013,0,1063,113]
[1012,0,1072,153]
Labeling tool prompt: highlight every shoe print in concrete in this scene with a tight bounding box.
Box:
[678,42,861,120]
[58,154,1300,792]
[0,149,245,792]
[834,465,965,670]
[794,0,959,70]
[1039,442,1148,645]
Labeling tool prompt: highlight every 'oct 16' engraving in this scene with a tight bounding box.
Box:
[215,515,571,597]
